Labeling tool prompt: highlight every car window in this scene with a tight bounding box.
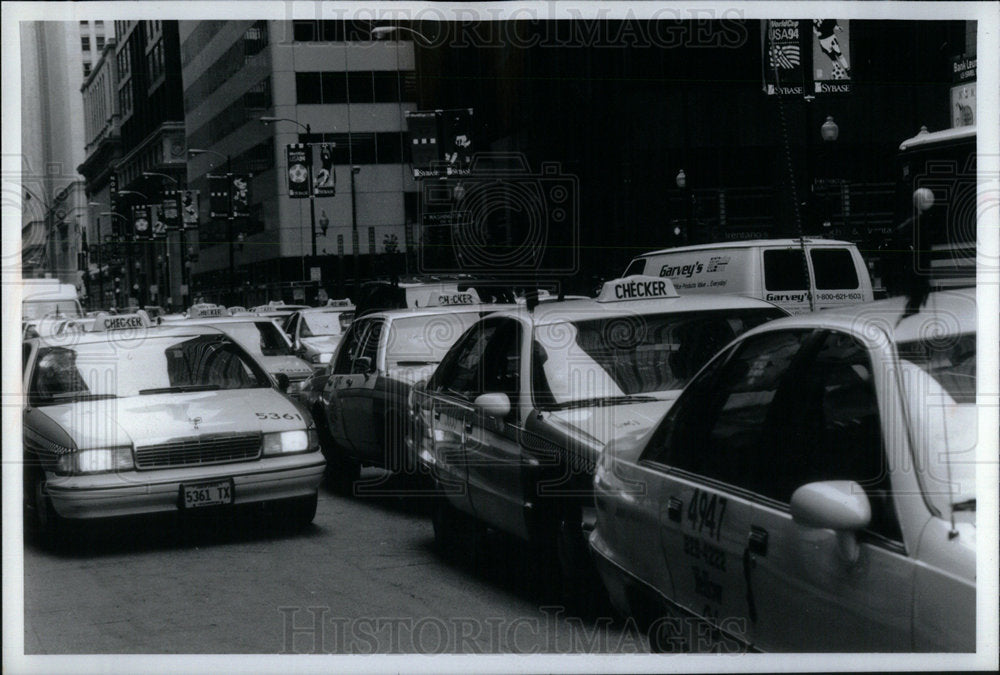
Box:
[286,314,299,338]
[29,347,91,404]
[769,330,902,541]
[332,320,367,373]
[431,320,500,398]
[623,258,645,276]
[810,248,860,290]
[763,249,808,291]
[301,312,344,338]
[352,319,383,373]
[385,312,480,367]
[642,329,814,493]
[478,319,522,403]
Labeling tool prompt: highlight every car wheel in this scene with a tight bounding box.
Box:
[25,467,66,547]
[269,493,318,531]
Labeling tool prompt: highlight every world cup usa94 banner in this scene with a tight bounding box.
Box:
[812,20,852,94]
[762,20,852,96]
[762,20,806,96]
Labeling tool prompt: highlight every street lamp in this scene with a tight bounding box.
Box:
[142,171,185,309]
[370,25,435,44]
[820,115,839,142]
[675,169,692,244]
[189,148,234,304]
[260,116,322,272]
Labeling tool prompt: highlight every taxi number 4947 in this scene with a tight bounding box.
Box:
[687,488,728,541]
[181,480,233,508]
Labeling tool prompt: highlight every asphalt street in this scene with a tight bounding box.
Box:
[23,470,649,655]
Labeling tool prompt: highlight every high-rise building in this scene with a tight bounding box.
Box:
[180,20,418,305]
[20,21,94,289]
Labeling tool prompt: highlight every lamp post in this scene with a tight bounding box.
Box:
[142,171,182,308]
[350,166,361,299]
[260,116,319,287]
[675,169,693,245]
[370,25,434,44]
[189,148,233,304]
[117,190,150,306]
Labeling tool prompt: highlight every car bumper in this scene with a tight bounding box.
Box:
[44,454,326,520]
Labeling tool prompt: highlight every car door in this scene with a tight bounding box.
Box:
[325,318,369,453]
[808,247,867,310]
[424,320,500,517]
[462,317,530,540]
[640,329,817,648]
[339,318,384,461]
[741,329,913,651]
[760,247,811,313]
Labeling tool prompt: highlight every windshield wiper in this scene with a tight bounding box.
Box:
[139,384,221,395]
[47,392,117,402]
[952,498,976,512]
[546,394,660,411]
[395,360,439,367]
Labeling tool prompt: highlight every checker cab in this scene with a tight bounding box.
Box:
[416,276,787,602]
[22,313,325,541]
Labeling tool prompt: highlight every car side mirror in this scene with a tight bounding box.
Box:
[791,480,871,563]
[474,392,511,419]
[354,356,373,376]
[275,372,290,393]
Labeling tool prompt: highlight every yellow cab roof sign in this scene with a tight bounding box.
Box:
[597,275,679,303]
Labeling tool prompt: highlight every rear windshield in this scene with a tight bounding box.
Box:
[216,321,293,357]
[811,248,860,290]
[898,333,976,403]
[385,312,482,366]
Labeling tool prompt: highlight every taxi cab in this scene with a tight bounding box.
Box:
[22,312,325,541]
[284,299,356,367]
[590,288,977,651]
[320,289,516,490]
[173,304,314,386]
[414,276,787,601]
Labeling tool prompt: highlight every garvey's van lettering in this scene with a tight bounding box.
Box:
[765,293,810,303]
[660,261,704,279]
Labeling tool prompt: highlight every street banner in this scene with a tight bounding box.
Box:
[313,143,336,197]
[231,173,250,217]
[812,20,852,94]
[109,173,120,236]
[950,55,976,128]
[406,111,441,178]
[162,191,181,230]
[762,20,806,96]
[209,174,229,219]
[439,108,474,176]
[151,204,167,240]
[181,189,200,230]
[132,205,151,239]
[286,144,311,198]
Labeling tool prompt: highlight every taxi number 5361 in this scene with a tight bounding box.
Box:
[255,412,303,420]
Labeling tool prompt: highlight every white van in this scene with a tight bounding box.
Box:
[623,239,873,314]
[21,279,83,322]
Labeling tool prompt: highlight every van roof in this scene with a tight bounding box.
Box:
[898,125,975,151]
[635,238,857,258]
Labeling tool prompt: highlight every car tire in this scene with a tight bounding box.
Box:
[25,467,67,548]
[269,493,318,531]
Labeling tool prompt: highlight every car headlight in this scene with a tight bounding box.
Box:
[57,446,134,475]
[262,430,316,456]
[310,352,332,365]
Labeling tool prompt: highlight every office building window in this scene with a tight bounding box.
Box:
[81,36,90,51]
[96,36,105,50]
[347,72,374,103]
[83,62,92,77]
[243,77,272,109]
[321,72,348,104]
[373,72,400,103]
[295,71,413,105]
[295,72,322,104]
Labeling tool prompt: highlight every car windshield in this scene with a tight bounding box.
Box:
[385,312,482,367]
[23,299,83,321]
[214,321,293,357]
[301,312,344,338]
[898,333,977,511]
[532,308,784,408]
[29,334,270,404]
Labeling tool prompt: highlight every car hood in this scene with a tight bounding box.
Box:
[259,354,314,379]
[34,389,306,449]
[544,394,680,447]
[300,335,341,354]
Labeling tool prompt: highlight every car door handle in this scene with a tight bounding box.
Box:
[748,526,768,557]
[667,497,683,523]
[464,421,473,433]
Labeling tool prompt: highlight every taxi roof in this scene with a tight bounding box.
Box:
[735,288,976,345]
[27,322,229,347]
[172,316,277,326]
[491,292,785,327]
[636,238,857,258]
[357,303,519,323]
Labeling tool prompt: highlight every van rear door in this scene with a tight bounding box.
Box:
[808,247,872,310]
[761,247,812,313]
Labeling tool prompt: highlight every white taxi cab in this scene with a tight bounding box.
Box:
[414,276,787,603]
[590,288,977,651]
[22,313,325,541]
[174,304,314,387]
[284,299,356,368]
[320,289,515,491]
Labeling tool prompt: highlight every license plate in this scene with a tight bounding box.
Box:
[180,479,233,509]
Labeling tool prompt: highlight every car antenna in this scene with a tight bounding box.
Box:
[525,285,539,312]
